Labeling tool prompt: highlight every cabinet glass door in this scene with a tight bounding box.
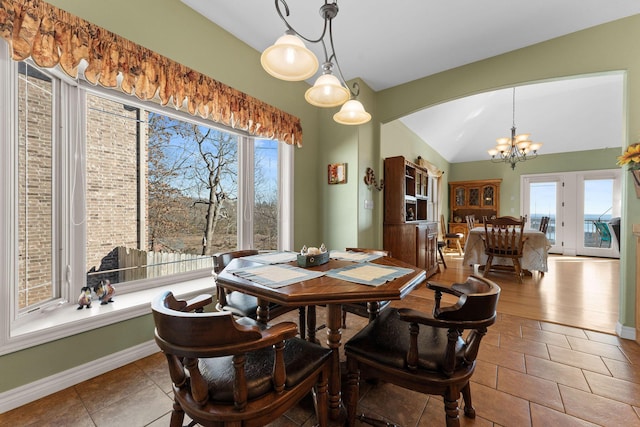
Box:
[468,188,480,207]
[482,185,495,207]
[455,187,465,207]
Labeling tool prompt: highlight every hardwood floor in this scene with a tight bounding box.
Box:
[430,253,620,334]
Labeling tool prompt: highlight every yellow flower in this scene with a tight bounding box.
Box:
[617,143,640,169]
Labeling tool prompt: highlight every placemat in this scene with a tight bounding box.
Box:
[325,262,414,286]
[228,264,325,288]
[240,251,298,264]
[329,250,383,263]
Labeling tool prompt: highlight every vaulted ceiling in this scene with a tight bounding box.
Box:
[182,1,639,162]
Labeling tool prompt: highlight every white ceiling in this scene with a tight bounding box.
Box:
[182,1,638,163]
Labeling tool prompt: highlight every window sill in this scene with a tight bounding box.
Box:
[2,277,214,356]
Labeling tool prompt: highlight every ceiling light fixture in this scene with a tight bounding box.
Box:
[488,87,542,170]
[260,0,371,125]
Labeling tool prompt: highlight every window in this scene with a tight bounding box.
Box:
[1,44,293,352]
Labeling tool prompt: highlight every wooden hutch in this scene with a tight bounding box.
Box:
[448,179,502,246]
[383,156,439,278]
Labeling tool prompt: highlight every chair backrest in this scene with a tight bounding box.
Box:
[439,214,447,238]
[482,215,526,255]
[593,221,611,242]
[153,291,266,350]
[213,249,259,273]
[152,291,331,425]
[438,275,501,321]
[539,216,550,234]
[465,214,476,231]
[346,247,390,257]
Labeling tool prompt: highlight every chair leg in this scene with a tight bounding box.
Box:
[443,388,461,427]
[456,239,463,256]
[313,367,329,427]
[484,255,494,276]
[513,259,523,283]
[342,309,347,329]
[461,382,475,418]
[298,306,307,340]
[345,357,360,427]
[438,246,447,269]
[170,400,185,427]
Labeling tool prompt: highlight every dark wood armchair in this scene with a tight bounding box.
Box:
[344,275,500,427]
[152,291,332,427]
[214,250,307,336]
[482,215,527,282]
[341,248,392,328]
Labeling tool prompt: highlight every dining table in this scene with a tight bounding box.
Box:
[463,226,551,273]
[215,250,427,420]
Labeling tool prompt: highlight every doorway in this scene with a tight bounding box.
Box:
[522,170,621,258]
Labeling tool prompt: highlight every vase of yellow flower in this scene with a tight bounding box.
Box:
[617,143,640,198]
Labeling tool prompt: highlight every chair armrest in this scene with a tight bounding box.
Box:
[427,282,464,297]
[223,321,300,354]
[397,308,496,330]
[182,294,213,312]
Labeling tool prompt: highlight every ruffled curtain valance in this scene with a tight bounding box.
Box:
[0,0,302,146]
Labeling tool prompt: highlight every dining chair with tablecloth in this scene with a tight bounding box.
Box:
[482,216,527,282]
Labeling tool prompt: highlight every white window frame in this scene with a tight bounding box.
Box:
[0,44,294,355]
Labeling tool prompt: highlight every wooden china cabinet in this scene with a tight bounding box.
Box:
[448,179,502,246]
[383,156,439,278]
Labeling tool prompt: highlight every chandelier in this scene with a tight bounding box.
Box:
[260,0,371,125]
[488,88,542,170]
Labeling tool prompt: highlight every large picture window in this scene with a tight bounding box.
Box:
[1,44,292,350]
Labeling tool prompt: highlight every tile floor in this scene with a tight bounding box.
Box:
[2,300,640,426]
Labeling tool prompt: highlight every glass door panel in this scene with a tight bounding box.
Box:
[527,180,560,252]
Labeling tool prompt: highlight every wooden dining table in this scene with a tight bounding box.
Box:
[215,253,427,420]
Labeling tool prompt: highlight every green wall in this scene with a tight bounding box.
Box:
[1,0,638,398]
[375,15,640,334]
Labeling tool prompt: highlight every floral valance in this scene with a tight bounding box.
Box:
[0,0,302,146]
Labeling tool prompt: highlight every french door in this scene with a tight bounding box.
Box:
[521,170,621,258]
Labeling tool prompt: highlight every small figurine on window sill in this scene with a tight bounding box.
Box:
[77,286,92,309]
[93,279,116,305]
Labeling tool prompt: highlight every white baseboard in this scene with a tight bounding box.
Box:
[616,322,637,341]
[0,340,158,414]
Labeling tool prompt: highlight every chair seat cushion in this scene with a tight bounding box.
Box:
[345,309,466,372]
[445,232,464,238]
[223,291,280,319]
[199,337,331,402]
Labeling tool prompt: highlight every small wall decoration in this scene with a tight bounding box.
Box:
[328,163,347,184]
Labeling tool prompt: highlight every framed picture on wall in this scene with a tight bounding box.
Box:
[328,163,347,184]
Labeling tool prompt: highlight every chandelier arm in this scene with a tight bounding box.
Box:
[326,17,359,97]
[274,0,329,45]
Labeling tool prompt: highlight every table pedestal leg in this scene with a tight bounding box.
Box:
[326,304,342,420]
[256,298,270,324]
